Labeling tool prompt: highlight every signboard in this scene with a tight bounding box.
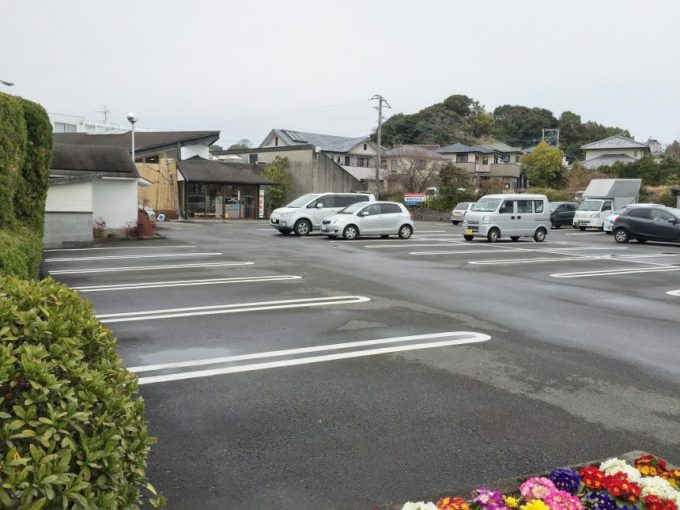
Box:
[403,193,426,206]
[259,189,265,218]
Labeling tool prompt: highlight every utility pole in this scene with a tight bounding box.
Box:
[542,128,560,147]
[371,94,390,196]
[96,105,112,123]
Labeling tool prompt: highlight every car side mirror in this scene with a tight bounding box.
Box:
[316,203,324,208]
[358,211,367,217]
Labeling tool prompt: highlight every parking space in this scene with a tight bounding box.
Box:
[44,220,680,509]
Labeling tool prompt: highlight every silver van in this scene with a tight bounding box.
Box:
[462,193,551,242]
[270,192,375,235]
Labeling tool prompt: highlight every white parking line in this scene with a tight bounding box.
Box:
[366,243,462,249]
[43,245,194,252]
[667,290,680,296]
[416,230,447,233]
[552,266,680,278]
[469,253,677,266]
[44,252,221,262]
[97,295,371,323]
[134,331,491,384]
[564,232,605,236]
[74,275,302,292]
[409,246,621,256]
[49,261,254,275]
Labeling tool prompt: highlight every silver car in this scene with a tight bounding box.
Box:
[320,201,414,240]
[450,201,475,225]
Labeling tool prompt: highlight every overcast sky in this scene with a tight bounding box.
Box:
[2,0,679,147]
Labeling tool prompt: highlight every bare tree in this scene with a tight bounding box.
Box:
[384,146,447,192]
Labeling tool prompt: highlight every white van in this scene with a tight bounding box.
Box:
[270,192,375,235]
[462,194,551,242]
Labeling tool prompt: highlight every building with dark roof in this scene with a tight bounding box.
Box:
[44,143,149,248]
[580,135,651,170]
[176,156,275,218]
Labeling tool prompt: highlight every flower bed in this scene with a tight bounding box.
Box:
[397,453,679,510]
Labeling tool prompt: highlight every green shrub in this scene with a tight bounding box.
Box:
[0,276,161,509]
[0,228,43,280]
[0,93,28,228]
[13,99,53,233]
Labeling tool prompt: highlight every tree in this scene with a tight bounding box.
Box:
[438,162,472,192]
[386,146,446,192]
[665,140,680,160]
[210,143,224,152]
[228,138,252,150]
[520,141,566,188]
[263,156,293,214]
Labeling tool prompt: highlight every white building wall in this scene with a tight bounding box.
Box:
[92,179,138,229]
[45,181,94,212]
[181,144,211,159]
[585,147,646,161]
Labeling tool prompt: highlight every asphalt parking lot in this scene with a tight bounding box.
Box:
[43,221,680,509]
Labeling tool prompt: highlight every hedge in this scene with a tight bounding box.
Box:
[0,228,43,280]
[0,276,162,508]
[0,93,28,228]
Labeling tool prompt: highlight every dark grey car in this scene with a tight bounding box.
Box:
[613,206,680,243]
[549,202,577,228]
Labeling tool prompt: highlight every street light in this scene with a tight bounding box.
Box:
[127,112,138,161]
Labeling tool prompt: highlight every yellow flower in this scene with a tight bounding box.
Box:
[504,496,519,509]
[521,500,549,510]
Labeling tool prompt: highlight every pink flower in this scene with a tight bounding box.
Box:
[520,477,557,501]
[544,490,584,510]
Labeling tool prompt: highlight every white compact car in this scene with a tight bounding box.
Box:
[450,201,475,225]
[270,192,375,235]
[320,201,414,240]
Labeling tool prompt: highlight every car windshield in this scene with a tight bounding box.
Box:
[454,202,469,210]
[578,200,603,211]
[338,202,365,214]
[472,198,502,212]
[285,194,320,208]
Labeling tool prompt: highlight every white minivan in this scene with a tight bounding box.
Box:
[462,194,551,242]
[270,192,375,235]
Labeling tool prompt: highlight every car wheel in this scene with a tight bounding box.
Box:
[579,226,586,231]
[452,221,460,225]
[463,235,474,241]
[534,227,547,242]
[487,228,500,243]
[398,224,413,239]
[510,236,520,241]
[342,224,359,240]
[614,228,630,243]
[294,219,312,236]
[636,238,647,243]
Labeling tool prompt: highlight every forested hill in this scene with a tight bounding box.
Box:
[374,94,631,162]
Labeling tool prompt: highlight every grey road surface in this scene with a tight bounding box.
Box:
[44,221,680,509]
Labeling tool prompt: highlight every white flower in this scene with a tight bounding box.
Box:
[599,458,641,482]
[638,475,680,501]
[402,502,438,510]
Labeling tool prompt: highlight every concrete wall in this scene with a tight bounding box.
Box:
[44,212,93,248]
[93,178,139,229]
[45,181,94,212]
[240,148,363,198]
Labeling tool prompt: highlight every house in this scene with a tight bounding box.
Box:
[213,129,383,197]
[54,130,220,216]
[435,142,524,190]
[44,143,148,248]
[580,135,651,169]
[383,145,447,193]
[176,156,274,219]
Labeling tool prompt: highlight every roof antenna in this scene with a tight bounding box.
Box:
[96,105,112,123]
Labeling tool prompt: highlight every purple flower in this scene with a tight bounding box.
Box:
[472,489,505,509]
[548,469,581,495]
[584,492,616,510]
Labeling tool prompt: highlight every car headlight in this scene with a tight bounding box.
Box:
[280,212,294,218]
[482,215,490,224]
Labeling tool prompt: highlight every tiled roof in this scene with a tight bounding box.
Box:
[483,142,523,153]
[580,135,648,150]
[435,143,472,154]
[265,129,370,153]
[50,143,140,179]
[177,156,275,184]
[383,146,446,159]
[54,130,220,152]
[581,153,639,169]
